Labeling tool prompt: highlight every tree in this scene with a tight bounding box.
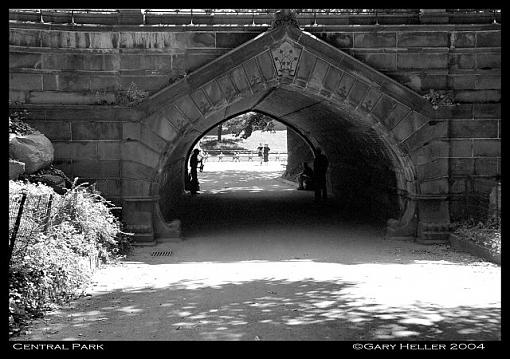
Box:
[222,112,275,139]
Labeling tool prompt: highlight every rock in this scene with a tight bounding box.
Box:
[9,133,54,174]
[9,159,25,180]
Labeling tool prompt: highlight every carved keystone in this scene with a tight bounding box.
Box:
[271,41,302,77]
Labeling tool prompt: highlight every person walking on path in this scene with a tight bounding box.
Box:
[189,149,202,195]
[297,162,314,190]
[263,144,270,165]
[257,143,263,165]
[313,148,329,201]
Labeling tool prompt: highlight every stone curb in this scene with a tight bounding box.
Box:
[449,233,501,265]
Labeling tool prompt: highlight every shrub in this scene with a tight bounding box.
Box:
[9,179,131,336]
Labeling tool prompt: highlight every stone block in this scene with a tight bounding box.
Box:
[450,158,474,176]
[71,121,98,140]
[420,178,449,194]
[216,32,258,48]
[191,89,212,115]
[56,72,91,91]
[473,139,500,157]
[42,74,58,91]
[474,158,498,176]
[476,76,501,90]
[9,52,42,69]
[98,142,121,160]
[376,98,407,129]
[417,158,448,180]
[454,90,500,103]
[317,32,353,48]
[140,126,167,153]
[476,31,501,47]
[257,50,276,81]
[175,96,203,123]
[452,53,475,69]
[450,140,472,157]
[202,80,226,107]
[397,32,449,47]
[473,104,500,119]
[98,122,120,140]
[95,179,122,197]
[122,141,160,168]
[346,80,369,108]
[175,32,215,48]
[410,140,449,165]
[147,114,178,142]
[476,53,500,69]
[122,161,155,181]
[391,112,415,142]
[53,141,98,160]
[295,50,316,85]
[360,88,381,113]
[73,160,120,178]
[242,57,265,90]
[122,179,152,197]
[307,58,329,91]
[355,52,396,71]
[450,120,498,138]
[217,74,238,102]
[9,73,42,91]
[123,122,141,140]
[24,120,71,141]
[454,32,475,48]
[449,75,476,90]
[9,90,26,103]
[29,91,107,105]
[397,53,448,69]
[9,28,41,47]
[322,66,343,93]
[354,32,396,48]
[230,66,250,94]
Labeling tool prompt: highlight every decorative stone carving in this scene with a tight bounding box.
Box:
[271,41,302,77]
[270,9,299,29]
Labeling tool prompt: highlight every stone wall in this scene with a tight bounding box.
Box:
[9,18,500,224]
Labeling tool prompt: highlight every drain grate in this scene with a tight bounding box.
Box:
[151,250,172,257]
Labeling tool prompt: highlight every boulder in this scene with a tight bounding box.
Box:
[9,159,25,180]
[9,133,54,174]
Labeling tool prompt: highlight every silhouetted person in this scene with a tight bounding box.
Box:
[218,151,223,162]
[257,143,263,165]
[263,144,270,164]
[189,149,202,195]
[298,162,314,190]
[313,148,329,201]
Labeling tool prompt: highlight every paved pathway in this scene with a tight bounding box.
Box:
[16,163,501,341]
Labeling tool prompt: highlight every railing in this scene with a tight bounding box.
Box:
[198,150,287,162]
[9,9,501,26]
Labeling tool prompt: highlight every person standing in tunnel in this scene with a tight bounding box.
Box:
[189,149,202,196]
[263,144,270,165]
[313,147,329,201]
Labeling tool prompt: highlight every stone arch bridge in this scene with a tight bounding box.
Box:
[9,9,501,244]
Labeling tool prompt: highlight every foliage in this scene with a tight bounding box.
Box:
[423,89,456,110]
[9,103,38,136]
[452,216,501,256]
[222,112,275,139]
[8,179,131,336]
[117,82,149,106]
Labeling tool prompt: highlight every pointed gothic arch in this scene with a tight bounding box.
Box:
[122,24,449,244]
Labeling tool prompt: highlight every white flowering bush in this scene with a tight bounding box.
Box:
[9,179,131,336]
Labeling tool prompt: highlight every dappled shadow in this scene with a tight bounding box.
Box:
[20,277,500,341]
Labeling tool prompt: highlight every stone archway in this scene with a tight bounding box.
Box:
[122,22,450,245]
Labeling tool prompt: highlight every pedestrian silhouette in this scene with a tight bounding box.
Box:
[263,144,270,165]
[313,148,329,201]
[257,143,263,165]
[189,149,202,195]
[298,162,314,190]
